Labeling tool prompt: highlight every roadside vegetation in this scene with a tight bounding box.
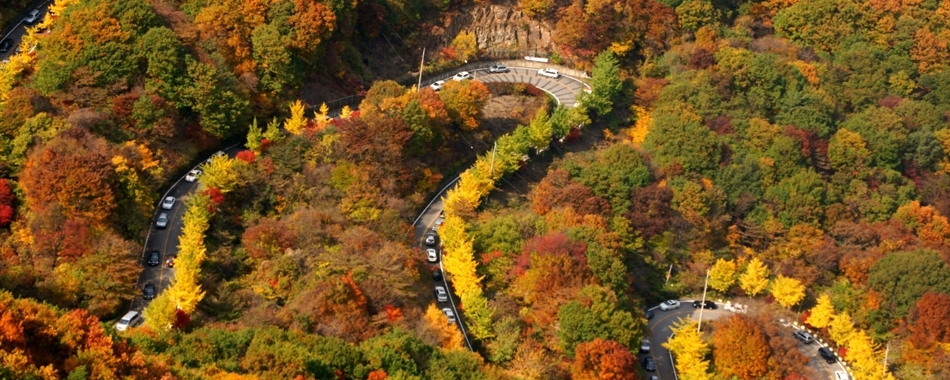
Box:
[1,0,950,378]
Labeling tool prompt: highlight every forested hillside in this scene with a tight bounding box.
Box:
[2,0,950,378]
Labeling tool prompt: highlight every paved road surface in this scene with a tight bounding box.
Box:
[128,63,589,324]
[647,301,729,380]
[647,300,848,380]
[421,66,590,107]
[406,65,590,348]
[130,145,241,312]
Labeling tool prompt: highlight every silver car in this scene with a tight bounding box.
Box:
[435,286,448,302]
[156,213,169,229]
[488,64,509,73]
[427,248,438,263]
[442,308,456,323]
[24,9,41,25]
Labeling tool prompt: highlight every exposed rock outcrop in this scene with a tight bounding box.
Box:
[426,5,555,53]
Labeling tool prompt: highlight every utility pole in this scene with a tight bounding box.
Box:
[883,342,889,376]
[665,264,673,285]
[417,47,425,90]
[697,269,710,333]
[489,142,496,177]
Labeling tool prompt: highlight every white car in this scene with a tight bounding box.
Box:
[834,371,850,380]
[205,151,225,164]
[161,196,175,210]
[442,308,456,323]
[185,169,201,182]
[537,68,560,78]
[659,300,681,311]
[430,80,446,91]
[425,233,436,246]
[435,286,448,302]
[427,248,438,263]
[452,71,472,81]
[640,338,651,353]
[115,311,140,331]
[488,64,509,73]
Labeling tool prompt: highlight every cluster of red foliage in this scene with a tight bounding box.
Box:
[0,179,14,227]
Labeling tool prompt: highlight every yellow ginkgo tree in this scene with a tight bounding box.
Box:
[739,257,770,297]
[770,275,805,308]
[663,317,710,380]
[283,100,308,135]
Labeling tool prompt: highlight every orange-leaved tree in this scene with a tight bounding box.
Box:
[712,314,770,380]
[423,304,465,350]
[572,338,638,380]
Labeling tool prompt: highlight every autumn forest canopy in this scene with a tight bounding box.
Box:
[2,0,950,378]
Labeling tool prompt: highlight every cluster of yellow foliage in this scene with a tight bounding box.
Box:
[806,295,896,380]
[144,187,216,330]
[626,105,651,147]
[663,317,711,380]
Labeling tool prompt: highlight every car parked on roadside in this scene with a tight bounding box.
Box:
[640,338,651,353]
[488,64,509,73]
[793,330,814,344]
[819,347,837,363]
[433,268,443,281]
[537,68,560,78]
[646,310,654,320]
[659,300,681,311]
[692,300,717,309]
[185,169,201,182]
[143,283,156,300]
[427,248,438,263]
[115,311,140,331]
[425,233,436,246]
[147,251,161,266]
[205,151,225,164]
[430,80,445,92]
[435,286,448,302]
[834,371,850,380]
[155,213,169,229]
[641,357,656,372]
[161,196,176,210]
[442,308,456,323]
[24,9,42,25]
[452,71,472,81]
[0,39,13,53]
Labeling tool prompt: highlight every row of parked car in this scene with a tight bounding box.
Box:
[117,152,227,331]
[425,213,456,324]
[428,64,563,92]
[792,330,839,364]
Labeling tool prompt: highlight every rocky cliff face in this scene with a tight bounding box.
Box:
[426,4,555,54]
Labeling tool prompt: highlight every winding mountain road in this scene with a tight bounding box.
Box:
[128,62,590,354]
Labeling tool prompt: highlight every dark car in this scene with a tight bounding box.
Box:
[641,357,656,372]
[433,268,443,281]
[143,284,156,300]
[692,300,717,309]
[818,347,837,364]
[147,251,161,266]
[645,310,654,320]
[0,39,13,53]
